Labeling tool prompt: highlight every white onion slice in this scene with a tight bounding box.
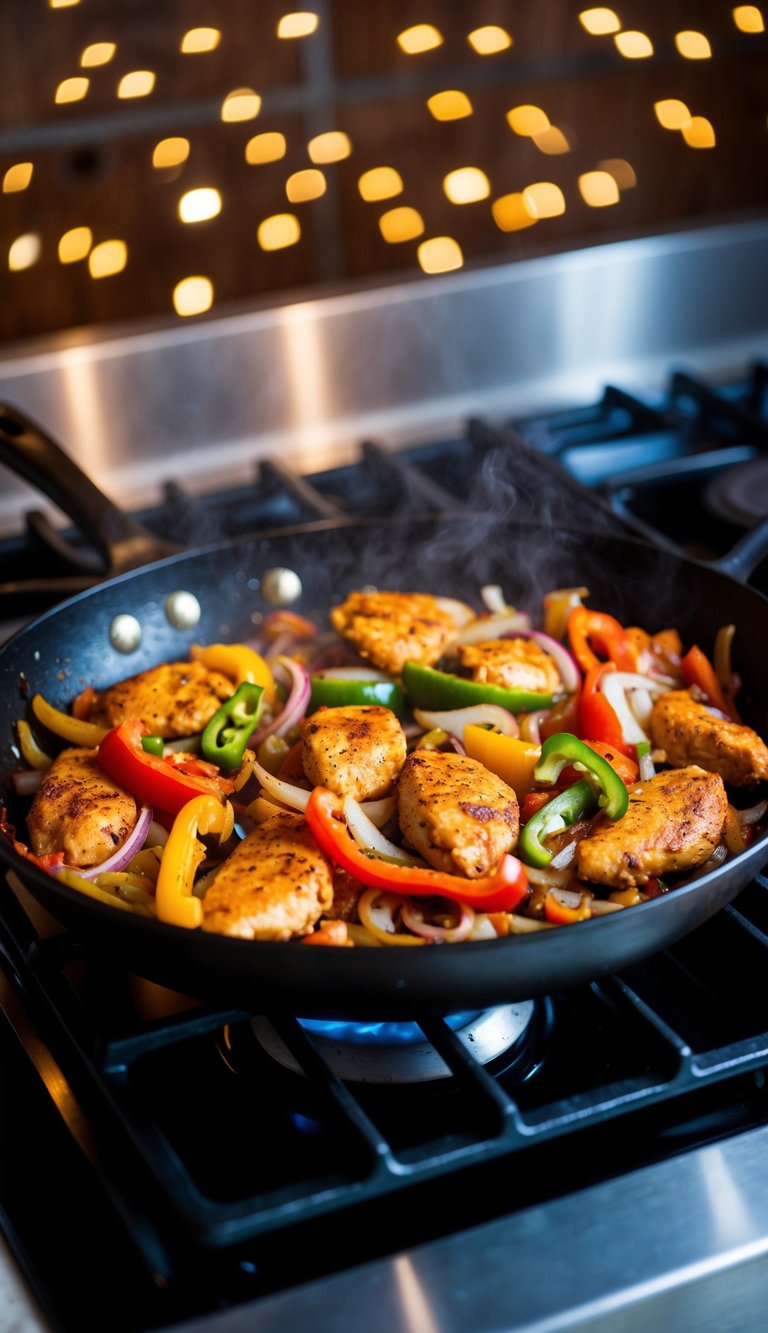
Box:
[523,863,577,888]
[78,805,153,881]
[549,840,578,871]
[519,710,548,745]
[250,655,310,749]
[147,820,169,848]
[599,671,670,745]
[638,749,656,781]
[343,796,420,866]
[251,756,310,811]
[311,666,394,683]
[589,899,624,916]
[413,705,518,738]
[455,611,532,645]
[469,914,500,941]
[627,687,654,730]
[547,885,583,911]
[359,795,397,828]
[401,898,475,942]
[738,800,768,827]
[434,597,476,627]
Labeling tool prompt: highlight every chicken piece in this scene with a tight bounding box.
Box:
[330,590,458,676]
[576,765,728,890]
[88,660,233,738]
[28,746,138,868]
[456,638,561,694]
[300,704,406,801]
[398,749,519,878]
[201,812,333,940]
[650,689,768,787]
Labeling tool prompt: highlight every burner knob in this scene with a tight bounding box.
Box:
[261,567,302,605]
[109,613,142,653]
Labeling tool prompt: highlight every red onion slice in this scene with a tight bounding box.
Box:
[250,655,310,748]
[500,629,580,694]
[77,805,153,880]
[401,897,475,942]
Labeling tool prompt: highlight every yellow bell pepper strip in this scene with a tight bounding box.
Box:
[304,786,530,913]
[98,718,233,816]
[463,725,541,799]
[534,732,629,821]
[519,781,597,868]
[156,794,230,928]
[402,661,555,715]
[201,682,265,770]
[31,693,108,747]
[16,719,52,770]
[190,643,277,708]
[55,865,138,914]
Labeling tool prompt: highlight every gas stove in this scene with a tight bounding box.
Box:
[2,222,768,1332]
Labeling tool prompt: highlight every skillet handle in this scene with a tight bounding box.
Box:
[0,401,178,575]
[707,517,768,585]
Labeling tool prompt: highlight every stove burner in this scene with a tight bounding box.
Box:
[251,1004,535,1083]
[704,459,768,527]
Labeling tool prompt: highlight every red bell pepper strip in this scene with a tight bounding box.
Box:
[680,645,739,720]
[568,606,637,674]
[304,787,530,914]
[98,719,233,816]
[576,664,635,756]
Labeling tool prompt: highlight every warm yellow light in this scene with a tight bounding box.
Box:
[257,213,301,250]
[507,104,550,136]
[55,77,89,104]
[80,42,116,67]
[118,70,155,98]
[522,182,566,218]
[397,25,443,54]
[491,193,537,232]
[88,240,127,278]
[443,167,490,204]
[178,188,222,222]
[181,27,221,53]
[675,30,712,58]
[152,137,190,168]
[49,0,79,8]
[358,166,403,201]
[682,116,716,148]
[417,237,463,274]
[286,169,326,202]
[427,90,473,120]
[173,276,214,316]
[308,131,351,163]
[277,12,319,38]
[58,226,92,263]
[654,98,692,129]
[578,8,620,35]
[379,207,425,243]
[598,158,637,188]
[614,31,654,57]
[8,234,41,271]
[733,6,765,32]
[467,25,512,54]
[532,126,570,154]
[578,170,620,207]
[221,88,261,122]
[3,163,33,193]
[245,132,287,165]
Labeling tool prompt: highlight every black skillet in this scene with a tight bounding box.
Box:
[1,403,767,1020]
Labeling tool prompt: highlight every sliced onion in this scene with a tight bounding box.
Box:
[11,769,45,796]
[503,629,581,694]
[523,862,578,889]
[549,840,578,871]
[481,585,511,614]
[548,885,584,911]
[147,820,169,849]
[685,843,728,881]
[343,796,420,866]
[627,687,655,730]
[312,666,394,683]
[413,704,518,738]
[401,897,475,942]
[249,655,310,749]
[507,915,555,933]
[359,795,397,828]
[78,805,153,881]
[357,888,425,945]
[455,611,532,646]
[589,899,625,916]
[469,914,500,941]
[738,800,768,827]
[638,749,656,781]
[519,710,548,745]
[435,596,476,627]
[251,756,310,811]
[599,672,670,746]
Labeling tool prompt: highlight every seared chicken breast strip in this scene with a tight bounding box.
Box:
[650,689,768,786]
[398,749,519,878]
[330,590,458,675]
[89,661,233,738]
[576,765,727,889]
[456,638,561,694]
[28,747,138,868]
[300,704,406,801]
[202,812,333,940]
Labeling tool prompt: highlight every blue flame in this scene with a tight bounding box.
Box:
[298,1013,478,1046]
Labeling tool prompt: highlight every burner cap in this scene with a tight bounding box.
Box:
[705,459,768,527]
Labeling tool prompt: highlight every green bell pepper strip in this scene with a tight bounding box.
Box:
[308,676,405,715]
[519,780,597,868]
[402,661,555,715]
[141,735,165,757]
[534,731,629,821]
[201,682,265,771]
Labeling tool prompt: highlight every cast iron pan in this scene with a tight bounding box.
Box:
[1,404,767,1019]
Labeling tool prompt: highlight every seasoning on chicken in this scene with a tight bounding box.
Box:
[398,749,519,878]
[201,812,333,940]
[576,765,728,890]
[650,689,768,787]
[457,638,561,694]
[300,704,407,801]
[330,590,458,676]
[88,661,233,739]
[27,747,138,868]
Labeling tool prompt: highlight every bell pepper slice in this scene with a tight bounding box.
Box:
[98,718,233,815]
[32,693,108,747]
[576,663,635,756]
[200,681,265,770]
[680,645,739,720]
[308,676,405,715]
[304,786,530,914]
[156,794,230,928]
[519,780,597,868]
[568,606,637,674]
[463,725,541,799]
[190,643,277,708]
[560,739,638,787]
[544,888,592,925]
[534,732,629,821]
[402,661,555,715]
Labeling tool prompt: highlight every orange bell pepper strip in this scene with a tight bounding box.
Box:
[156,794,231,928]
[304,787,530,914]
[568,606,637,674]
[190,643,277,708]
[544,889,592,926]
[680,645,739,720]
[576,664,635,757]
